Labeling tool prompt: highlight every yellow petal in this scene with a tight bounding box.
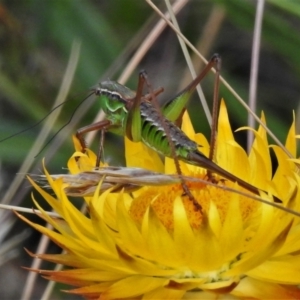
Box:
[143,286,185,300]
[191,220,223,271]
[125,137,164,172]
[173,196,198,266]
[217,99,234,142]
[247,259,300,284]
[103,275,168,299]
[181,111,195,138]
[232,277,300,299]
[285,113,296,157]
[225,221,292,277]
[145,205,181,267]
[218,189,244,261]
[249,130,272,181]
[217,140,250,181]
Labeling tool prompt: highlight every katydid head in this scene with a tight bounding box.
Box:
[94,80,136,115]
[91,80,140,136]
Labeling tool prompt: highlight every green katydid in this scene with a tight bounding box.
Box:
[76,54,281,203]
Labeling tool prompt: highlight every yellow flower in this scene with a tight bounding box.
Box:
[18,100,300,299]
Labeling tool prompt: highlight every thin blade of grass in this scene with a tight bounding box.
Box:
[247,0,265,150]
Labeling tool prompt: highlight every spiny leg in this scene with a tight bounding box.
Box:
[173,53,222,182]
[208,55,221,161]
[97,129,106,168]
[76,119,112,167]
[206,54,222,181]
[162,54,222,125]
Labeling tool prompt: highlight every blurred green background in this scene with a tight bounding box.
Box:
[0,0,300,299]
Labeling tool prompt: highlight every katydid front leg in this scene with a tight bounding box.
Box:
[76,119,112,167]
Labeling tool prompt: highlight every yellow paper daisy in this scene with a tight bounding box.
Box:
[18,100,300,299]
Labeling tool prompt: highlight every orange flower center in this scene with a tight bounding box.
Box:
[129,173,260,231]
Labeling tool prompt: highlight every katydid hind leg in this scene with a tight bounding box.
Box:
[194,56,281,204]
[162,54,221,124]
[207,55,221,181]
